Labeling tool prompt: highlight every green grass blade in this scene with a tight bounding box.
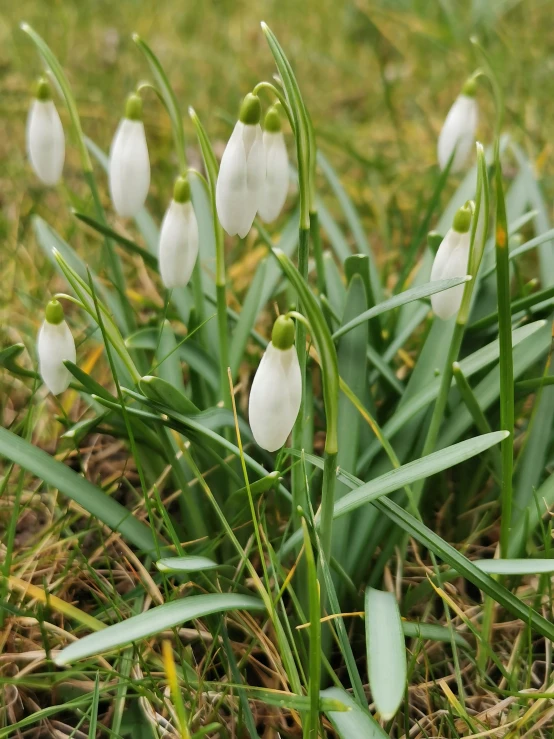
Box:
[322,687,388,739]
[156,556,220,573]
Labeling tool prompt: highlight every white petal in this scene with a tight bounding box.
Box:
[159,200,199,289]
[37,320,76,395]
[430,229,470,319]
[26,100,65,186]
[216,122,261,238]
[109,119,150,217]
[258,131,289,223]
[437,95,478,173]
[249,343,301,452]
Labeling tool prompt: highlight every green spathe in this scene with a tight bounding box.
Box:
[452,202,472,234]
[239,93,261,125]
[125,93,143,121]
[45,299,64,325]
[462,76,478,97]
[271,315,295,350]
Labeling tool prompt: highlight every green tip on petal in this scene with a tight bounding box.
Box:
[173,176,191,203]
[427,231,444,254]
[35,77,51,101]
[125,93,143,121]
[462,76,478,97]
[239,93,261,125]
[264,105,282,133]
[45,299,64,325]
[271,315,295,350]
[452,202,473,233]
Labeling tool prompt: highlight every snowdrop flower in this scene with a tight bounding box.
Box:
[109,93,150,217]
[430,203,472,320]
[216,93,265,238]
[26,77,65,186]
[159,176,199,289]
[437,78,478,173]
[249,315,301,452]
[258,105,289,223]
[37,300,76,395]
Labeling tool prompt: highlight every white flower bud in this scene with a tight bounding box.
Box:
[437,81,478,173]
[109,94,150,217]
[37,301,76,395]
[249,316,301,452]
[430,205,472,320]
[26,78,65,186]
[216,94,265,238]
[159,178,199,289]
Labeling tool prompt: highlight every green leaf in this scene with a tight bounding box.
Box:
[156,556,219,573]
[474,559,554,575]
[321,687,388,739]
[155,321,185,393]
[365,588,406,720]
[54,593,265,665]
[139,375,199,415]
[73,211,157,268]
[287,452,554,641]
[332,276,471,341]
[401,620,470,649]
[230,258,267,380]
[0,427,161,556]
[273,248,339,453]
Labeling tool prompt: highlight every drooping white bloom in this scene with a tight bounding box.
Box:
[249,316,301,452]
[258,105,289,223]
[216,93,265,238]
[437,80,478,173]
[109,94,150,217]
[159,177,199,289]
[26,78,65,186]
[37,300,76,395]
[430,204,472,320]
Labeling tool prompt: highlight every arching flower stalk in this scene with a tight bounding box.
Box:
[249,315,301,452]
[437,77,478,173]
[258,104,289,223]
[216,93,265,238]
[430,202,473,320]
[37,300,76,395]
[26,77,65,186]
[158,176,199,289]
[109,93,150,217]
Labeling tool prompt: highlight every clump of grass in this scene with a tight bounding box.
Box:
[2,5,554,738]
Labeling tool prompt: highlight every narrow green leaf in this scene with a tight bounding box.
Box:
[474,559,554,575]
[54,594,265,665]
[155,321,185,393]
[230,258,267,379]
[402,620,470,649]
[0,427,161,556]
[321,687,387,739]
[365,588,406,720]
[156,556,219,573]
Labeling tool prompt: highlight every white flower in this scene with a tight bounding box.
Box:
[216,93,265,238]
[437,82,478,173]
[159,178,199,289]
[430,205,472,320]
[249,316,301,452]
[37,301,76,395]
[258,105,289,223]
[26,78,65,186]
[109,94,150,217]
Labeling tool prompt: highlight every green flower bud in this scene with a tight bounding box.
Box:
[239,93,261,125]
[461,76,478,97]
[271,314,295,350]
[125,93,143,121]
[452,202,472,234]
[264,105,282,133]
[35,76,52,101]
[45,299,64,325]
[427,231,444,254]
[173,176,191,203]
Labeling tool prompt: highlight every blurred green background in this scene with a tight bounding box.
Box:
[1,0,552,351]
